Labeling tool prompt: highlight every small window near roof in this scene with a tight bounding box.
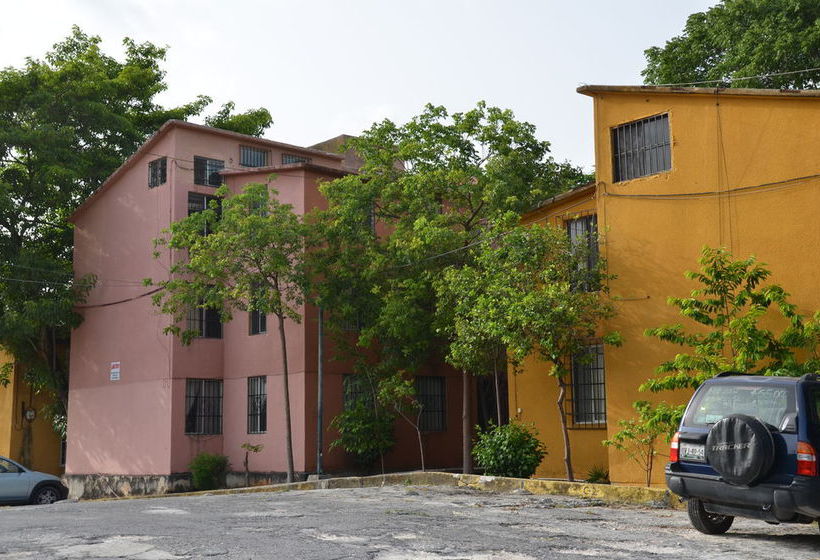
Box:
[149,157,167,188]
[194,156,225,187]
[240,146,269,167]
[611,113,671,182]
[282,153,311,165]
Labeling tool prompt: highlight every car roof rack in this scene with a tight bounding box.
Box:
[714,371,752,377]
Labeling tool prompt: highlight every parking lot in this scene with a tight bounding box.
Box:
[1,485,819,559]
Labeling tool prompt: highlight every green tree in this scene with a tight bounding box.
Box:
[311,102,585,473]
[151,183,306,483]
[634,246,820,439]
[643,0,820,88]
[205,101,273,137]
[0,27,216,433]
[440,224,619,481]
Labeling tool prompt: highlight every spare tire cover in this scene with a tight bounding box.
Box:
[705,414,774,486]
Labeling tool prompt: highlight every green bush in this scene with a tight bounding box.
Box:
[472,422,546,479]
[188,452,230,490]
[585,464,610,484]
[330,401,395,467]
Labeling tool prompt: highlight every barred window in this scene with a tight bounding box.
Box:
[342,374,373,410]
[194,156,225,186]
[612,113,670,182]
[568,344,606,427]
[240,146,269,167]
[187,306,222,339]
[188,192,221,235]
[566,214,599,291]
[249,310,267,335]
[415,376,446,432]
[282,153,311,165]
[185,378,223,435]
[247,376,267,434]
[149,157,167,188]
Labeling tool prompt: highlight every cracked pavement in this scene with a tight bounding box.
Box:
[2,485,819,559]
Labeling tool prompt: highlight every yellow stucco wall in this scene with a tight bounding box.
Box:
[0,350,64,475]
[514,88,820,486]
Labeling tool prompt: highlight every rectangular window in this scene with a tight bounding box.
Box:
[247,376,267,434]
[187,306,223,339]
[566,214,599,291]
[342,374,373,410]
[194,156,225,187]
[185,378,223,435]
[611,113,670,182]
[240,146,269,167]
[59,438,67,467]
[415,376,446,432]
[282,153,311,165]
[148,157,167,188]
[569,344,606,427]
[249,310,267,335]
[188,192,221,235]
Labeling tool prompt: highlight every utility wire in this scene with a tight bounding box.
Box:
[75,287,163,309]
[647,66,820,88]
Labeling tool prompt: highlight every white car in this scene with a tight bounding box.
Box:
[0,455,67,505]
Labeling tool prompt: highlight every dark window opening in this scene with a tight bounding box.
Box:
[415,376,446,432]
[240,146,269,167]
[249,310,267,335]
[567,344,606,428]
[185,378,223,434]
[566,214,599,291]
[188,306,222,339]
[149,157,167,188]
[247,376,267,434]
[282,153,311,165]
[188,192,221,235]
[343,374,374,410]
[194,156,225,187]
[612,113,671,182]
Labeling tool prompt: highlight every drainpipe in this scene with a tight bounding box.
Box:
[316,307,324,475]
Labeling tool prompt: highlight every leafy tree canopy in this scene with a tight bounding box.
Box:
[205,101,273,137]
[643,0,820,88]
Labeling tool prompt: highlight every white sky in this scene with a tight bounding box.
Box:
[1,0,717,171]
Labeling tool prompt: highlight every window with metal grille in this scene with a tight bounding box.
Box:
[282,153,311,165]
[566,214,599,291]
[247,376,267,433]
[187,306,222,338]
[568,344,606,428]
[342,374,374,410]
[240,146,269,167]
[188,192,221,235]
[611,113,670,182]
[59,438,67,466]
[249,310,267,335]
[148,157,167,188]
[193,156,225,186]
[185,378,223,434]
[415,376,446,432]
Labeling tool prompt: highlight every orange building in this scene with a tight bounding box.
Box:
[513,86,820,485]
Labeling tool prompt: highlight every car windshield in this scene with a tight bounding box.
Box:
[688,384,792,428]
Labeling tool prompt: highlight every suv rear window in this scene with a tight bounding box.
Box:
[686,383,793,428]
[809,388,820,425]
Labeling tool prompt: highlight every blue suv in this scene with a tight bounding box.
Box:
[666,372,820,534]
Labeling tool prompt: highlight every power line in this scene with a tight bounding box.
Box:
[650,66,820,88]
[602,172,820,200]
[75,287,163,309]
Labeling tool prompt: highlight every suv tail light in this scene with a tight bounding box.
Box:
[797,441,817,476]
[670,431,680,463]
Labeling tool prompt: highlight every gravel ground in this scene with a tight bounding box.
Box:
[1,485,819,559]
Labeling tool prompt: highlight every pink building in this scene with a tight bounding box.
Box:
[66,121,466,498]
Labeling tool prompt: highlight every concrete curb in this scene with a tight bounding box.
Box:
[85,471,683,510]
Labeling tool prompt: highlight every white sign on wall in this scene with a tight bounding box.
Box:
[110,361,121,382]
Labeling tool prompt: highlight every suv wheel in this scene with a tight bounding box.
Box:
[30,485,60,505]
[687,499,734,534]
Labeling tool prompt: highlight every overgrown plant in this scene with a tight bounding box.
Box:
[189,452,230,491]
[603,401,676,487]
[585,465,610,484]
[330,400,395,470]
[240,443,264,488]
[472,422,546,479]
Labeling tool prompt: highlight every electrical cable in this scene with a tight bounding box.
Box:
[647,66,820,88]
[75,287,163,309]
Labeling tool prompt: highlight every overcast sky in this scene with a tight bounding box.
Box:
[1,0,717,171]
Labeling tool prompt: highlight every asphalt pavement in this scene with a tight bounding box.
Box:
[1,485,819,559]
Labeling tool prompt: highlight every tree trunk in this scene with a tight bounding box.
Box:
[462,370,472,474]
[277,313,295,483]
[555,375,574,482]
[493,354,502,426]
[244,450,250,488]
[416,424,426,472]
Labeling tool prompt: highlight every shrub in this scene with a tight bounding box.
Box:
[472,422,546,479]
[330,400,395,467]
[188,452,230,490]
[585,464,610,484]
